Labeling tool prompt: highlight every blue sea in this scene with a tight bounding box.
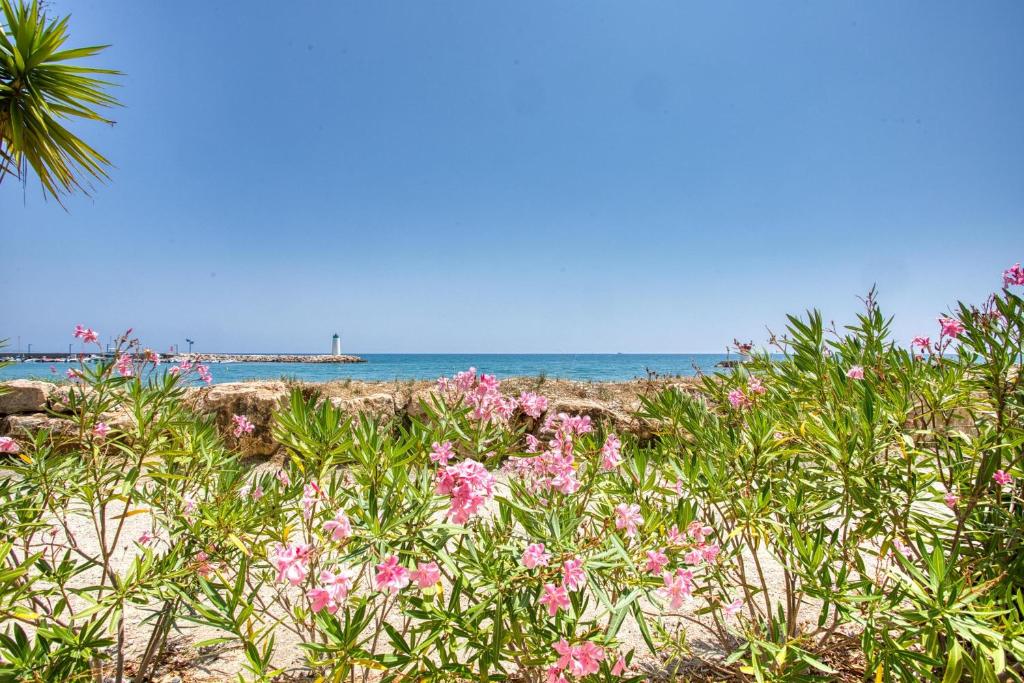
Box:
[0,354,734,384]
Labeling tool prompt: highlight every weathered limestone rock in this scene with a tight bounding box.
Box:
[0,380,55,415]
[196,382,290,457]
[542,398,641,436]
[403,387,441,420]
[328,394,399,421]
[3,413,77,437]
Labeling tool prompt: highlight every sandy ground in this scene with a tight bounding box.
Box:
[23,453,846,683]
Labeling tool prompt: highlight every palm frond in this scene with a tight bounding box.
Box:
[0,0,121,203]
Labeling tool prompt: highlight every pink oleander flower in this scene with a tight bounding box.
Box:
[659,568,694,609]
[540,582,570,616]
[73,325,99,344]
[611,655,627,676]
[195,551,213,578]
[944,491,959,509]
[308,567,355,613]
[137,530,156,546]
[614,503,642,538]
[645,548,669,575]
[182,494,197,519]
[684,548,703,565]
[701,543,720,563]
[546,666,569,683]
[276,469,290,488]
[66,368,80,381]
[1003,263,1024,287]
[522,542,551,569]
[302,481,321,520]
[600,434,623,470]
[553,639,604,677]
[938,317,965,338]
[723,598,744,617]
[994,470,1013,486]
[435,459,495,524]
[747,376,766,395]
[144,349,160,365]
[525,434,541,453]
[687,521,713,544]
[410,561,441,589]
[375,554,410,593]
[0,436,18,453]
[270,542,313,585]
[323,511,352,541]
[239,483,258,500]
[544,412,593,436]
[49,365,56,374]
[892,539,912,558]
[438,368,518,423]
[666,524,685,546]
[248,483,264,500]
[116,353,134,377]
[232,414,255,437]
[846,365,865,380]
[519,391,549,418]
[92,422,110,439]
[562,558,586,592]
[505,436,581,495]
[197,364,212,384]
[911,336,931,350]
[430,440,454,465]
[727,388,750,409]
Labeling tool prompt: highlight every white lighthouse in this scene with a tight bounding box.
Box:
[331,333,341,356]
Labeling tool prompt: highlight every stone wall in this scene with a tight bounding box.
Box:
[0,377,702,457]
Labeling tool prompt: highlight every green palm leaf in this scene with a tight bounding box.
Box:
[0,0,120,203]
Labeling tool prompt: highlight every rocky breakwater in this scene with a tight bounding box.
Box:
[194,354,366,363]
[0,377,702,457]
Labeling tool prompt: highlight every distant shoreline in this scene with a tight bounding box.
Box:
[0,352,366,364]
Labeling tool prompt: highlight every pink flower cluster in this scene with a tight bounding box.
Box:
[302,481,321,520]
[430,441,454,465]
[994,470,1013,487]
[232,414,255,437]
[505,413,593,495]
[116,353,134,377]
[0,436,18,453]
[73,324,99,344]
[522,542,551,569]
[519,391,549,419]
[435,459,495,524]
[537,557,587,616]
[323,511,352,541]
[438,368,518,422]
[197,364,212,384]
[614,503,642,538]
[308,567,355,613]
[728,375,768,409]
[270,542,313,585]
[410,561,442,589]
[659,568,694,609]
[600,434,622,470]
[1003,263,1024,287]
[549,639,605,680]
[938,317,965,338]
[374,554,410,593]
[727,388,750,409]
[846,365,865,380]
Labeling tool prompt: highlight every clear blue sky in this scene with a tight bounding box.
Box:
[3,1,1023,353]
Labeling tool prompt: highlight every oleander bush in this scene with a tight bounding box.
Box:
[1,266,1023,683]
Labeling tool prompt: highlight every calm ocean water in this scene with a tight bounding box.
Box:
[0,354,734,384]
